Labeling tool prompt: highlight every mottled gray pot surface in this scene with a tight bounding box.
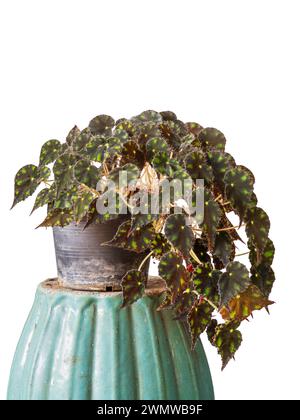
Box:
[53,218,148,291]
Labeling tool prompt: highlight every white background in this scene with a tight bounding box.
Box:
[0,0,299,400]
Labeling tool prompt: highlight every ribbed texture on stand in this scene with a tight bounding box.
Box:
[8,281,214,400]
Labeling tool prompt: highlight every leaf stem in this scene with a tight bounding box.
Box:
[217,224,244,232]
[204,297,219,311]
[189,248,202,265]
[44,181,52,188]
[235,251,250,257]
[102,162,109,176]
[138,250,154,271]
[191,290,219,311]
[117,192,135,210]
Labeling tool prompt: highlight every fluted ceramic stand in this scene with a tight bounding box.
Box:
[7,277,214,400]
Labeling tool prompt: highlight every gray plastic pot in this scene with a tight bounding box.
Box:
[53,218,148,291]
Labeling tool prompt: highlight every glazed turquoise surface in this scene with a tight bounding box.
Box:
[8,281,214,400]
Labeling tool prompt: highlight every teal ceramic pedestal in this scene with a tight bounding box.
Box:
[7,278,214,400]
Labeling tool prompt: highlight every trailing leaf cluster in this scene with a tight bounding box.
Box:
[12,110,275,369]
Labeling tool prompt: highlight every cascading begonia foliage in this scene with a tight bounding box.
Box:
[12,110,275,369]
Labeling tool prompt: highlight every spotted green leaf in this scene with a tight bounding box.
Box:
[151,233,172,259]
[89,114,115,136]
[96,192,126,223]
[172,285,196,319]
[214,322,242,370]
[146,137,169,160]
[152,151,179,177]
[106,136,122,156]
[251,264,275,298]
[39,140,62,166]
[73,189,95,223]
[245,207,270,253]
[11,164,39,208]
[224,165,255,221]
[185,151,214,185]
[113,128,129,143]
[37,165,51,182]
[37,208,73,228]
[158,251,190,302]
[202,189,222,250]
[160,110,177,121]
[220,285,274,322]
[54,184,78,209]
[249,237,275,267]
[132,110,162,124]
[172,167,192,184]
[108,164,140,190]
[207,150,236,192]
[102,220,155,253]
[66,125,81,146]
[53,154,77,195]
[188,301,214,349]
[160,120,183,150]
[199,127,226,151]
[116,119,137,136]
[136,122,161,146]
[213,232,235,268]
[74,160,99,188]
[164,214,194,258]
[72,127,92,151]
[218,261,251,307]
[121,270,146,307]
[193,266,220,306]
[31,185,56,214]
[185,122,203,136]
[84,135,108,162]
[131,213,158,231]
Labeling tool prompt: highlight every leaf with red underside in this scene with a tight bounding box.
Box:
[121,140,145,168]
[220,285,274,321]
